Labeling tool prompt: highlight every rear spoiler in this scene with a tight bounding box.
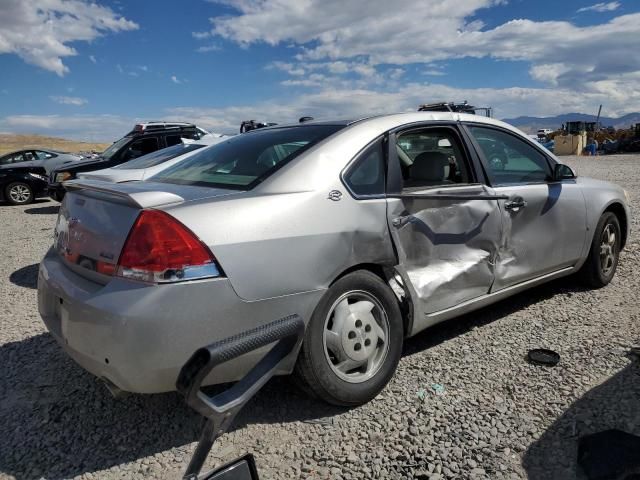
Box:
[64,179,185,209]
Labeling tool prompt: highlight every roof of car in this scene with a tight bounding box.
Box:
[265,112,514,131]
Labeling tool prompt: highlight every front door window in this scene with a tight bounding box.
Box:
[396,128,471,190]
[468,126,552,185]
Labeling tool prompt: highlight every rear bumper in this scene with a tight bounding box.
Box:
[37,248,322,393]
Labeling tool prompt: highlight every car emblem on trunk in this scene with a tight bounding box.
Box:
[328,190,342,201]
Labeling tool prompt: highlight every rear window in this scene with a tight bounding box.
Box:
[151,125,344,189]
[113,143,205,170]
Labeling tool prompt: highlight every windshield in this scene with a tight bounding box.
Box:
[113,143,205,170]
[151,125,344,189]
[100,136,132,160]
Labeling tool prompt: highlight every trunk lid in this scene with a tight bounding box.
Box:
[54,180,239,283]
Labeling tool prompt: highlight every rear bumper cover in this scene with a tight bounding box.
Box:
[37,248,321,393]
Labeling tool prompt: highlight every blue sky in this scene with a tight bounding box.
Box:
[1,0,639,140]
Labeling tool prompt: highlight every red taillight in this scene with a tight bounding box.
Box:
[117,210,219,283]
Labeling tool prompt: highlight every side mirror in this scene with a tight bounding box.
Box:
[553,163,576,181]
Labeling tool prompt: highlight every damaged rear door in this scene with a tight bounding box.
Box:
[386,125,506,335]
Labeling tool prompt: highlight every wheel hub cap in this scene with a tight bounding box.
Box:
[323,291,390,384]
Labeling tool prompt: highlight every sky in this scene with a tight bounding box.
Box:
[1,0,639,141]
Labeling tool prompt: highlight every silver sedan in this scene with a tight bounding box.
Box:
[37,112,629,406]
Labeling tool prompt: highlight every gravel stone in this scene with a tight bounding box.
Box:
[0,155,639,479]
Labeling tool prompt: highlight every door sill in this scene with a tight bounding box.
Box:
[410,266,575,335]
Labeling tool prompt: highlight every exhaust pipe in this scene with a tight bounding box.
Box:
[100,377,127,399]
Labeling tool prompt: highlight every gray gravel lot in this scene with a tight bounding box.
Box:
[1,155,639,480]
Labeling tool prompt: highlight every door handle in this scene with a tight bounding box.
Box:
[504,199,527,211]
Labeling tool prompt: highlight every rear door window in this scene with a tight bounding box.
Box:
[165,135,183,147]
[152,125,344,189]
[122,137,160,161]
[34,150,55,160]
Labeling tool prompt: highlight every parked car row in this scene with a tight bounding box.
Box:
[0,122,216,205]
[35,112,629,406]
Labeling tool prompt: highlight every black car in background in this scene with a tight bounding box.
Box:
[0,149,84,174]
[0,165,48,205]
[47,122,207,201]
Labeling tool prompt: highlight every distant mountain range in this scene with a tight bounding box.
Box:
[502,112,640,133]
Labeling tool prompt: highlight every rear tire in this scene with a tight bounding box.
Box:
[294,270,403,406]
[578,212,621,288]
[5,182,33,205]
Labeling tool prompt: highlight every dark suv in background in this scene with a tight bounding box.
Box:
[48,122,208,201]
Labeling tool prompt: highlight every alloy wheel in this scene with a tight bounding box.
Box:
[599,223,617,276]
[322,290,390,384]
[8,184,31,204]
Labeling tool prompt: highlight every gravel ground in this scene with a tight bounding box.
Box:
[1,154,638,480]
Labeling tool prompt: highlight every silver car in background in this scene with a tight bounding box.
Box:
[38,112,629,406]
[77,135,227,183]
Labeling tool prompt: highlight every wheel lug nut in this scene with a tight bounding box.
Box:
[354,343,362,351]
[364,339,371,347]
[365,325,371,333]
[355,319,362,328]
[348,331,356,339]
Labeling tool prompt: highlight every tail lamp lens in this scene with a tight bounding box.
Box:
[117,210,220,283]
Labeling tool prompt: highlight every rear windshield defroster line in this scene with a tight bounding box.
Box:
[150,125,345,190]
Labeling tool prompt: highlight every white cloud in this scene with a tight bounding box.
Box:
[171,75,182,84]
[8,78,639,141]
[577,2,620,13]
[166,81,640,134]
[49,95,88,106]
[196,44,221,53]
[0,0,138,76]
[192,31,211,39]
[423,69,447,76]
[206,0,640,96]
[89,55,97,64]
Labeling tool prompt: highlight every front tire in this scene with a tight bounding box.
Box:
[294,270,403,406]
[5,182,34,205]
[579,212,621,288]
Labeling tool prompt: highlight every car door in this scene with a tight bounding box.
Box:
[385,124,506,334]
[464,124,587,290]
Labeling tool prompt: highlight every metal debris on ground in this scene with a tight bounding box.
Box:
[527,348,560,367]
